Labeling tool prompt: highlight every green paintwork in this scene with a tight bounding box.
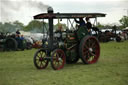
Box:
[76,26,89,40]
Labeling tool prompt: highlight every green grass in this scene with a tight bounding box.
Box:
[0,41,128,85]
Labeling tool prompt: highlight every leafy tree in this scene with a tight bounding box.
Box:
[0,22,16,33]
[13,20,24,30]
[119,16,128,29]
[0,22,3,32]
[97,22,104,29]
[0,21,24,33]
[23,20,48,33]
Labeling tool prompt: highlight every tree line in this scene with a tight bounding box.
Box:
[0,16,128,33]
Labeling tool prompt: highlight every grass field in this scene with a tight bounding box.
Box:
[0,41,128,85]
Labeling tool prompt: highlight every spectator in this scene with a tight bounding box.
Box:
[16,30,21,35]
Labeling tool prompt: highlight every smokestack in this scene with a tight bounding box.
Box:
[47,7,54,13]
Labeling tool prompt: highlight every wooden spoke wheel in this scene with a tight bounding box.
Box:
[34,49,49,69]
[51,49,66,70]
[79,36,100,64]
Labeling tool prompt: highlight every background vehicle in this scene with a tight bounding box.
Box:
[0,32,31,51]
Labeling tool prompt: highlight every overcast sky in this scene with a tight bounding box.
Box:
[0,0,128,25]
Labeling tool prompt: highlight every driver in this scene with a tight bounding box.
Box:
[74,17,92,34]
[74,18,86,27]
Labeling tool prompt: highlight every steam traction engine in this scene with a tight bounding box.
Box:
[33,7,106,70]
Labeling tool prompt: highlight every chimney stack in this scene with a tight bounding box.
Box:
[47,7,53,13]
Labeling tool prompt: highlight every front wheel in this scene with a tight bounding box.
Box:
[79,36,100,64]
[34,48,49,69]
[51,49,66,70]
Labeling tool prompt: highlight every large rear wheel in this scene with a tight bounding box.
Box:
[4,38,18,51]
[51,49,66,70]
[79,36,100,64]
[34,49,49,69]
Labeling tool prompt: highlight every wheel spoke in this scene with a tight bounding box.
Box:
[83,50,89,56]
[91,41,96,48]
[43,60,47,63]
[36,58,39,61]
[84,44,89,49]
[42,52,45,57]
[40,61,43,67]
[87,52,90,58]
[60,54,63,58]
[36,59,40,64]
[90,52,96,57]
[37,55,40,58]
[56,53,59,58]
[92,46,97,52]
[53,53,57,60]
[88,39,91,47]
[36,56,40,59]
[40,51,44,58]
